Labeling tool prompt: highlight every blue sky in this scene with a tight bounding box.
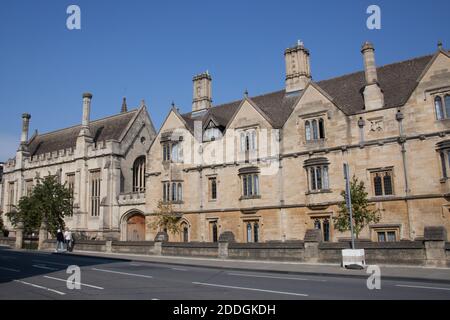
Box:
[0,0,449,161]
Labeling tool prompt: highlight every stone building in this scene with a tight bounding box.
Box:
[146,41,450,243]
[1,94,156,240]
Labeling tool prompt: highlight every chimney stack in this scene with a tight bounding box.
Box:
[79,92,93,137]
[361,42,384,110]
[284,40,311,93]
[20,113,31,144]
[192,71,212,112]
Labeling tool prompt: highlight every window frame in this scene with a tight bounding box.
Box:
[370,168,395,197]
[89,170,101,217]
[305,117,326,142]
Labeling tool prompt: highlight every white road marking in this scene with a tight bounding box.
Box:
[172,267,187,271]
[14,280,66,295]
[227,272,326,282]
[192,281,308,297]
[43,275,104,290]
[151,298,160,300]
[0,266,20,272]
[396,284,450,291]
[92,268,153,279]
[32,264,58,271]
[130,263,142,266]
[33,260,69,266]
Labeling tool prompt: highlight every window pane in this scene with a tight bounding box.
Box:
[305,121,311,141]
[172,183,177,201]
[251,131,256,150]
[212,223,218,242]
[323,166,329,189]
[374,174,383,196]
[247,223,252,243]
[254,223,259,243]
[248,174,253,195]
[387,231,396,242]
[253,175,259,195]
[310,168,316,190]
[312,120,318,140]
[243,176,247,196]
[441,152,448,178]
[316,167,322,190]
[445,95,450,119]
[435,96,444,120]
[318,118,325,139]
[314,219,321,230]
[323,219,330,242]
[178,183,182,201]
[377,232,386,242]
[240,133,245,151]
[383,172,393,195]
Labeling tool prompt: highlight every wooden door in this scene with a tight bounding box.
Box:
[127,214,145,241]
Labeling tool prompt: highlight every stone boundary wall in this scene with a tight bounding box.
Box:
[162,242,219,258]
[319,241,426,265]
[228,241,305,261]
[3,227,449,267]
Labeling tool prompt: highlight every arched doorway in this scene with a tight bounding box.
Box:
[126,213,145,241]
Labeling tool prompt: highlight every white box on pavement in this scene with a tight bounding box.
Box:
[341,249,365,268]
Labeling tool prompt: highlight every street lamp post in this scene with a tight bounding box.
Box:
[343,163,355,250]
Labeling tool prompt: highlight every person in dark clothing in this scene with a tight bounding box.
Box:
[56,229,65,252]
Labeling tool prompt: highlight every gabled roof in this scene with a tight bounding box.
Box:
[28,109,139,156]
[317,54,434,115]
[180,51,440,130]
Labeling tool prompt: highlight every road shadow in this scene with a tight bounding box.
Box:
[0,246,132,284]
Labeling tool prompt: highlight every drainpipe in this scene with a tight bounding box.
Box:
[396,109,413,239]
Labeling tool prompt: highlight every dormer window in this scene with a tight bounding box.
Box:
[203,127,222,142]
[434,94,450,120]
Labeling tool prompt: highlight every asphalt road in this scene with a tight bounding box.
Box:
[1,247,450,300]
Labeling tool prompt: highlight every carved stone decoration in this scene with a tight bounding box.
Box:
[368,117,384,132]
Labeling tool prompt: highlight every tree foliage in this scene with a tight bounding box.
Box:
[333,175,380,239]
[149,200,181,235]
[6,175,73,236]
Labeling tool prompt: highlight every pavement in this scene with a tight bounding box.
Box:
[1,246,450,299]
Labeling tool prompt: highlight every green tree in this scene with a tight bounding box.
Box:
[6,175,73,236]
[334,175,380,239]
[149,200,181,235]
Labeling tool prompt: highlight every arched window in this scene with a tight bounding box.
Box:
[133,156,146,192]
[177,183,183,201]
[305,121,311,141]
[312,120,318,140]
[212,222,218,243]
[373,173,383,196]
[383,172,393,195]
[247,222,252,243]
[254,222,259,243]
[171,183,177,201]
[435,96,444,120]
[182,224,189,243]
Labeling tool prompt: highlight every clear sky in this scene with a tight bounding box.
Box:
[0,0,449,161]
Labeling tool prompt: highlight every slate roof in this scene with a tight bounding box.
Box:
[27,109,138,156]
[181,52,437,130]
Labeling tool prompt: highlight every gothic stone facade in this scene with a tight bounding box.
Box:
[2,41,450,244]
[1,96,156,241]
[146,42,450,243]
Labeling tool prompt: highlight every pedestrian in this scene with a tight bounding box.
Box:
[65,229,73,252]
[56,229,65,252]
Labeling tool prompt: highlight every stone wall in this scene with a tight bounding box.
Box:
[228,241,304,261]
[0,237,15,247]
[318,241,426,265]
[2,226,446,267]
[161,242,219,258]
